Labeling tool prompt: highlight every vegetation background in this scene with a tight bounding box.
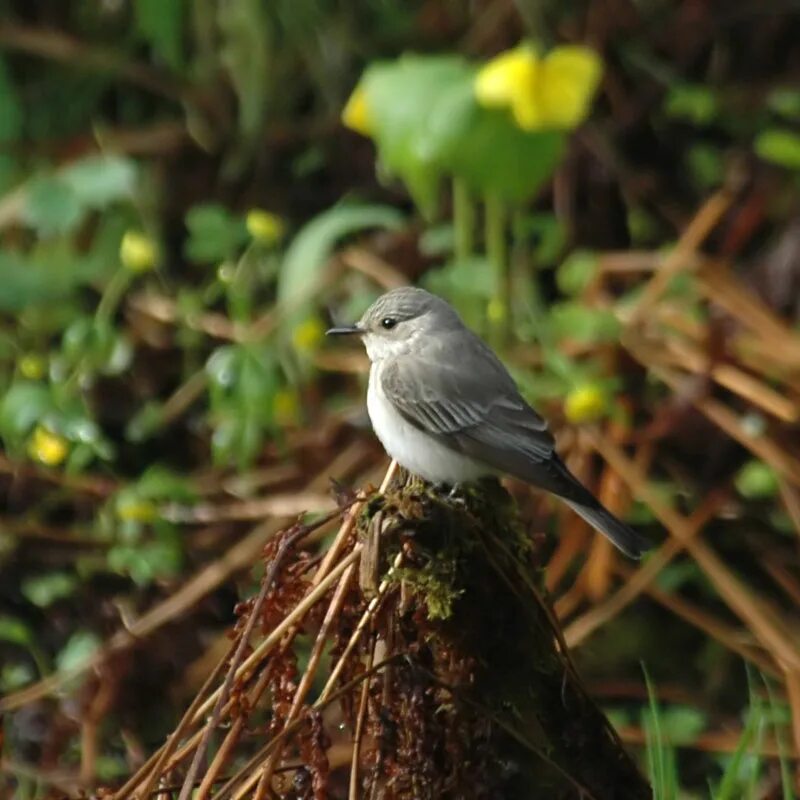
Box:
[1,0,799,797]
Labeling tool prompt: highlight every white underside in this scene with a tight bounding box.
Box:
[367,364,491,484]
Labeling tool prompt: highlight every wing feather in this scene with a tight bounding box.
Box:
[380,333,554,473]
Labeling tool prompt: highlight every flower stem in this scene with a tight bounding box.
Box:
[95,268,134,324]
[453,177,474,263]
[511,209,547,348]
[485,192,508,336]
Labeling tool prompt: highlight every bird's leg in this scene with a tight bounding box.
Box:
[446,483,468,506]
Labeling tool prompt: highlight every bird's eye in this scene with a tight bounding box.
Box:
[380,317,397,330]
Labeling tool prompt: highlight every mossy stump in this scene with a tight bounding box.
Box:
[344,474,649,799]
[116,474,650,800]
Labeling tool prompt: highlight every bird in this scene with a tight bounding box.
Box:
[327,286,649,558]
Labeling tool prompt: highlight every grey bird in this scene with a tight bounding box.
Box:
[327,286,649,558]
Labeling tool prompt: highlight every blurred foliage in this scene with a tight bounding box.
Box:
[1,0,800,797]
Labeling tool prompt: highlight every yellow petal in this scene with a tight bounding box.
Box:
[28,426,69,467]
[116,499,158,523]
[475,47,539,113]
[120,230,158,273]
[246,209,285,245]
[564,384,608,425]
[342,84,373,138]
[291,316,326,354]
[18,354,46,380]
[536,46,602,129]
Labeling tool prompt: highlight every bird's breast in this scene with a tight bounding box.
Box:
[366,363,489,484]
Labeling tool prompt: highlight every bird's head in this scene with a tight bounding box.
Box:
[326,286,460,361]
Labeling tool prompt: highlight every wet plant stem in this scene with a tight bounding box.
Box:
[453,177,475,263]
[512,209,548,349]
[485,191,508,337]
[95,267,133,323]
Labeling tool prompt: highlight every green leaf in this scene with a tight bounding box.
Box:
[125,403,164,442]
[754,128,800,170]
[136,465,195,502]
[549,302,621,344]
[362,56,472,216]
[556,250,598,295]
[664,83,718,126]
[360,54,566,212]
[135,0,184,71]
[0,245,106,312]
[184,203,249,264]
[0,662,35,692]
[62,317,133,376]
[432,88,565,203]
[658,706,706,746]
[56,630,101,673]
[278,203,403,324]
[108,526,183,587]
[523,213,566,266]
[687,143,724,189]
[0,615,34,647]
[21,572,78,607]
[206,344,281,467]
[0,382,53,443]
[61,155,137,209]
[735,460,780,499]
[423,256,494,298]
[23,175,84,236]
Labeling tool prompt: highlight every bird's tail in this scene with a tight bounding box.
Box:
[562,498,650,559]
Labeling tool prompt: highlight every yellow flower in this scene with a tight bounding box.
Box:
[18,354,46,380]
[116,498,158,523]
[342,84,374,137]
[246,209,285,246]
[273,388,300,427]
[475,45,602,131]
[564,384,608,425]
[120,230,158,273]
[291,316,325,354]
[28,426,69,467]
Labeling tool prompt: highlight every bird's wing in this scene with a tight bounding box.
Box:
[380,337,555,471]
[381,337,650,558]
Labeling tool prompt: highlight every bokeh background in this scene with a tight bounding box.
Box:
[1,0,799,797]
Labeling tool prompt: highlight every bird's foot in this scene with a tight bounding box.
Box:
[446,483,468,506]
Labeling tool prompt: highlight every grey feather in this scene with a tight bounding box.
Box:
[343,285,650,558]
[381,329,554,463]
[380,328,648,558]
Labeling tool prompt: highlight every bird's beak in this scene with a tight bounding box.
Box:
[325,324,363,336]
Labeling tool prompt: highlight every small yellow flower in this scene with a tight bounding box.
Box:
[120,230,158,273]
[28,426,69,467]
[475,45,602,131]
[273,388,300,427]
[291,316,326,354]
[18,354,46,380]
[564,384,608,425]
[246,209,285,246]
[487,297,507,324]
[116,498,158,523]
[342,84,374,137]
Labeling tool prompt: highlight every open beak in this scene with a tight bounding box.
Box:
[326,324,363,336]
